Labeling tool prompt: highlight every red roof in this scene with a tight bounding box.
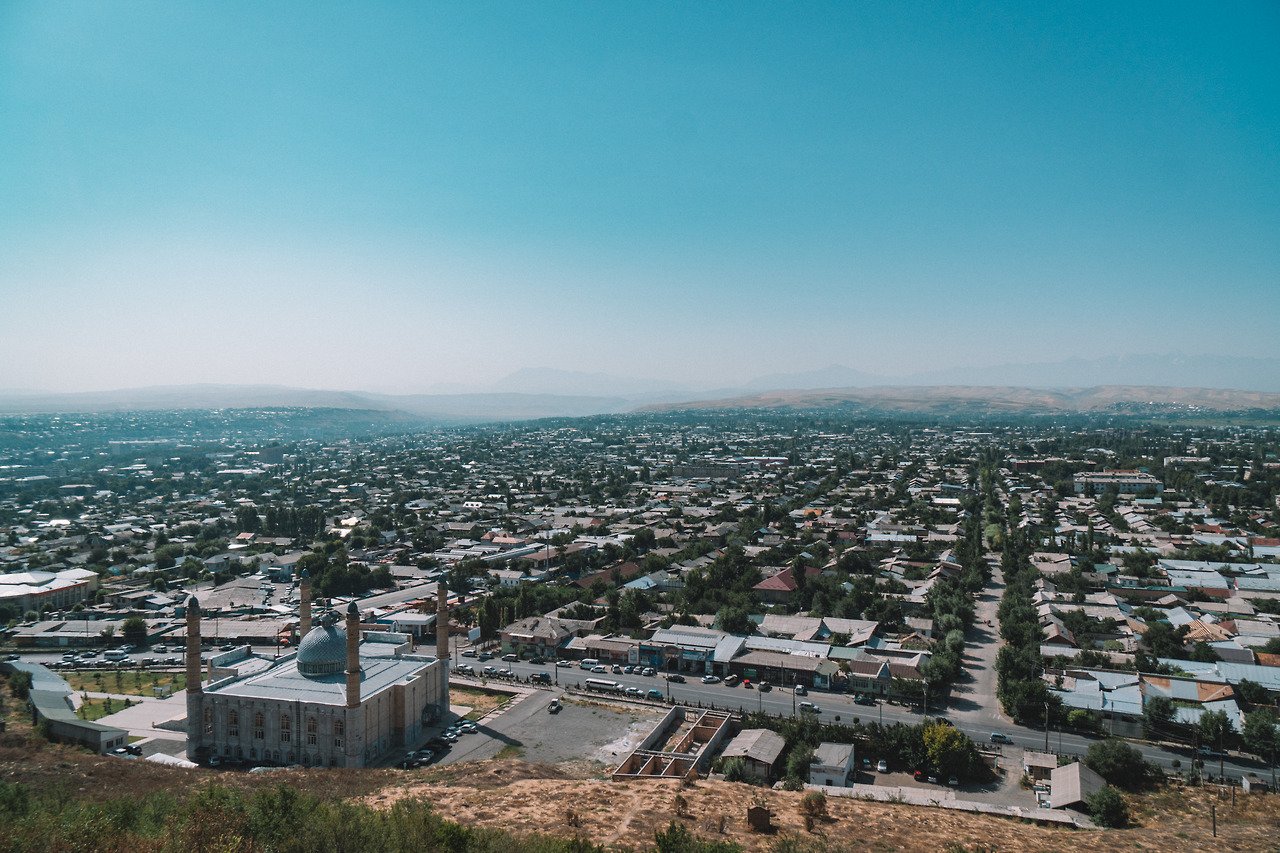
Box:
[753,566,821,593]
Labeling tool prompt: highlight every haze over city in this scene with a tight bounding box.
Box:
[2,3,1278,396]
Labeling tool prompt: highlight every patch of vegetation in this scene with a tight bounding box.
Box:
[0,780,614,853]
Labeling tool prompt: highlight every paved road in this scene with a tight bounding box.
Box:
[464,657,1272,782]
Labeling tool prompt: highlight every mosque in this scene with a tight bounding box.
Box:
[185,573,449,768]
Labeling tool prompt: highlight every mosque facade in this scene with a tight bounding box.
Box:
[184,580,449,768]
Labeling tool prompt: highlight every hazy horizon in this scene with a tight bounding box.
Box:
[3,3,1278,395]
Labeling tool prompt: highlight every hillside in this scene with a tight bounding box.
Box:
[643,385,1280,417]
[0,725,1275,852]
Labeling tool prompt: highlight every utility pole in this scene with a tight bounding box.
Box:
[1044,701,1051,753]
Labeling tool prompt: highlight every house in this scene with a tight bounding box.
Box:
[809,741,855,787]
[1023,750,1057,783]
[1049,761,1105,811]
[752,566,822,604]
[719,728,786,782]
[500,616,572,658]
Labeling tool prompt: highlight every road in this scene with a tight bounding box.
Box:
[456,653,1273,783]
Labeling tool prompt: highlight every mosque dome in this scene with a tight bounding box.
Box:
[296,618,347,677]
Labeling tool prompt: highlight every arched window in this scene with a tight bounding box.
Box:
[306,717,317,746]
[253,712,264,740]
[333,718,344,748]
[280,715,291,743]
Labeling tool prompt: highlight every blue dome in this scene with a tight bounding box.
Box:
[296,622,347,677]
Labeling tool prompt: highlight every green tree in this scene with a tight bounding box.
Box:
[922,722,978,779]
[122,616,148,647]
[8,670,33,701]
[1086,785,1129,828]
[1243,708,1279,761]
[1084,739,1153,791]
[1198,709,1234,752]
[1142,696,1175,739]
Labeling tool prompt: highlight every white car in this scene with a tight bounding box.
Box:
[701,675,721,684]
[877,760,889,773]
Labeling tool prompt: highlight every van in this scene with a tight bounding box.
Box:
[104,649,128,662]
[798,701,821,714]
[502,653,518,662]
[531,672,551,684]
[579,658,600,670]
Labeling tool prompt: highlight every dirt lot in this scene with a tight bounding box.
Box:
[370,767,1280,852]
[450,685,515,720]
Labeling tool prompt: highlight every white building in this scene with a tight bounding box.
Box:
[186,597,447,768]
[809,741,855,787]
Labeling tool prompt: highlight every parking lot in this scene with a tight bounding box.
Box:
[401,686,667,775]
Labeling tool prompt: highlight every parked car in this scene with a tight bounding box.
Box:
[461,649,477,658]
[531,672,551,684]
[548,699,562,713]
[723,674,740,687]
[948,776,959,787]
[529,656,545,665]
[665,673,686,683]
[502,653,518,662]
[625,686,643,698]
[757,681,771,693]
[701,675,721,684]
[989,732,1014,744]
[623,665,636,674]
[913,769,925,781]
[793,684,807,696]
[612,664,623,674]
[646,689,664,701]
[556,660,572,668]
[477,652,493,661]
[854,694,875,706]
[641,667,655,676]
[591,665,606,673]
[876,760,889,773]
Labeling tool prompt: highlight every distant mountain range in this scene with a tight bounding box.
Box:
[646,384,1280,416]
[0,353,1276,422]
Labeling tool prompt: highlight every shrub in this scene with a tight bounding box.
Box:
[798,790,827,819]
[1086,785,1129,828]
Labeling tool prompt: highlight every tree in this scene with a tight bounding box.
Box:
[8,670,33,701]
[1084,739,1153,790]
[1086,785,1129,828]
[1243,708,1279,760]
[1198,709,1234,751]
[99,625,116,642]
[716,605,754,636]
[122,616,147,647]
[922,722,978,780]
[1142,621,1188,659]
[1142,696,1175,739]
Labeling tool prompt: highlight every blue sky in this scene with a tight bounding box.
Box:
[1,2,1277,393]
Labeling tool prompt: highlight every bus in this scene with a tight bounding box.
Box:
[583,678,623,693]
[578,658,600,670]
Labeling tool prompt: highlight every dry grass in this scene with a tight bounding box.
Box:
[367,763,1280,852]
[450,685,514,720]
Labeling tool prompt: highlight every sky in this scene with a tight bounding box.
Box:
[1,2,1278,394]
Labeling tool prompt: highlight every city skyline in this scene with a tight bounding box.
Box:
[2,2,1278,393]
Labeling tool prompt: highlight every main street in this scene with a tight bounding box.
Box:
[471,656,1269,781]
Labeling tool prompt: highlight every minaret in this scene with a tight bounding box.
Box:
[185,595,204,761]
[298,568,312,636]
[345,602,361,709]
[436,583,451,703]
